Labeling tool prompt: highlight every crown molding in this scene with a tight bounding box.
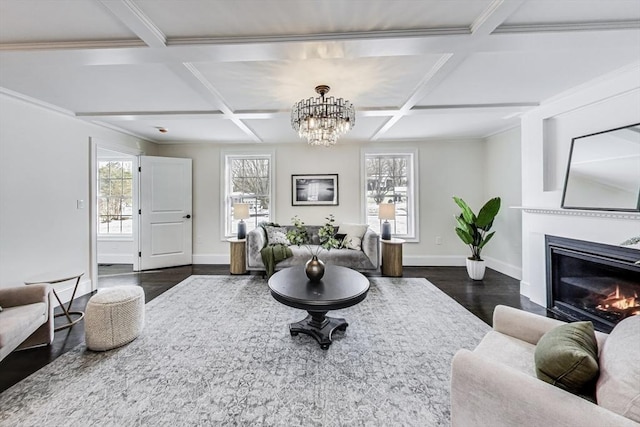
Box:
[0,39,145,51]
[167,27,470,46]
[494,20,640,34]
[0,87,75,116]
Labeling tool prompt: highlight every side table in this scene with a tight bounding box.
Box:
[381,238,405,277]
[228,238,247,274]
[25,272,85,331]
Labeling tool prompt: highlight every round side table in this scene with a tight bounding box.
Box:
[25,272,85,331]
[228,238,247,274]
[381,238,405,277]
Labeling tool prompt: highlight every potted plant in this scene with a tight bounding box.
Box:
[453,196,501,280]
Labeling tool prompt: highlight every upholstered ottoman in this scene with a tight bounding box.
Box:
[85,286,145,351]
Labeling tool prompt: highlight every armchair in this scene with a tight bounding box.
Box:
[0,284,54,362]
[451,305,639,427]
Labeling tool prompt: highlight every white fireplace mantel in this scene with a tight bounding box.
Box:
[511,206,640,221]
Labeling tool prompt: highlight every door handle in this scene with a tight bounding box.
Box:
[183,214,191,219]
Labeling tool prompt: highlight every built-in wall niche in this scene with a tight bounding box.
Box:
[561,123,640,212]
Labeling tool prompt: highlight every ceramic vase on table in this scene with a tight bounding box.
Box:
[466,258,486,281]
[305,255,325,282]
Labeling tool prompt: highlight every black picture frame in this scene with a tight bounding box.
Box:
[291,174,339,206]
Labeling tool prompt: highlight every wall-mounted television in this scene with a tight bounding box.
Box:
[561,123,640,212]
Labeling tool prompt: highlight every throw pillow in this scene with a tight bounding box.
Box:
[337,223,369,251]
[596,315,640,422]
[334,233,347,248]
[534,321,599,396]
[264,225,290,246]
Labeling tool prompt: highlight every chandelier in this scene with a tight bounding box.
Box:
[291,85,355,147]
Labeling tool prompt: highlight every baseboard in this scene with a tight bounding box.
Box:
[520,280,530,298]
[193,254,229,264]
[403,255,466,267]
[97,254,135,264]
[52,278,93,307]
[483,256,522,280]
[190,253,521,281]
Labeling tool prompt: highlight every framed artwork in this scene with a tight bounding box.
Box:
[291,174,339,206]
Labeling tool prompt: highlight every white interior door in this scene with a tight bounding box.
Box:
[139,156,193,270]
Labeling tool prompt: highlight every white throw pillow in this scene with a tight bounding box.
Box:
[264,225,290,246]
[596,315,640,422]
[337,223,369,250]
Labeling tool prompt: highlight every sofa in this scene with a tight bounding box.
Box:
[451,305,640,427]
[246,224,380,273]
[0,284,54,362]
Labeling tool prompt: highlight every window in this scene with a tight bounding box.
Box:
[98,160,133,235]
[224,154,272,237]
[363,151,417,239]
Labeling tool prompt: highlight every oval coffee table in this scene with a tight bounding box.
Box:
[268,265,370,349]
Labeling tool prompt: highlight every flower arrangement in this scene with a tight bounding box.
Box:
[286,214,342,257]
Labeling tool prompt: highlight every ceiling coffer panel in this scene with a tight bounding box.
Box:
[0,0,139,44]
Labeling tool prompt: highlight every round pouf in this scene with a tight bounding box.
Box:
[85,285,145,351]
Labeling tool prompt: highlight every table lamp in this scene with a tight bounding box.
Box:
[233,203,250,239]
[378,203,395,240]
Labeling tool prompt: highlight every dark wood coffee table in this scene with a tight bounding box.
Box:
[268,265,370,349]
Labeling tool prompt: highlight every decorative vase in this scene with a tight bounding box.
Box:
[305,255,325,282]
[466,258,486,281]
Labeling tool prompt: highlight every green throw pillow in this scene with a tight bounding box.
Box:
[534,321,599,396]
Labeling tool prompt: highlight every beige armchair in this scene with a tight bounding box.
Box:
[451,305,640,427]
[0,284,54,362]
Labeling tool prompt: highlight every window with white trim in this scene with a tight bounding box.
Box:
[224,154,272,237]
[363,151,417,239]
[98,160,133,235]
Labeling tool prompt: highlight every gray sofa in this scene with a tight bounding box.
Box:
[0,284,54,362]
[451,305,640,427]
[246,225,380,272]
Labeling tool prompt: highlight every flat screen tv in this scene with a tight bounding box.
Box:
[561,123,640,212]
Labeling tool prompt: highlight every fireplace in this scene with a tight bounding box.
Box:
[546,235,640,333]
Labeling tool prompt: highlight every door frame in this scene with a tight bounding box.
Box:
[89,137,144,291]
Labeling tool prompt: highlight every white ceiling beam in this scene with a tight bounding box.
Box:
[1,26,638,67]
[98,0,166,48]
[76,111,225,121]
[470,0,525,36]
[73,102,539,123]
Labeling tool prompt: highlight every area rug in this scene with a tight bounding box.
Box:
[0,275,490,426]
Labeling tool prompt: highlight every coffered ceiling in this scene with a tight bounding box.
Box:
[1,0,639,144]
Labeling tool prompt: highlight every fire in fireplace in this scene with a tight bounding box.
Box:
[546,235,640,333]
[596,286,639,317]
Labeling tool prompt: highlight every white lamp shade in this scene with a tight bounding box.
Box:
[233,203,250,220]
[378,203,395,220]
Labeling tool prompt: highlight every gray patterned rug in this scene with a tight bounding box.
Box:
[0,275,489,426]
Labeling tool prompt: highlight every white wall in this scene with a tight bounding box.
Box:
[484,127,522,279]
[97,240,135,264]
[520,65,640,306]
[0,94,156,301]
[0,96,525,295]
[158,139,490,267]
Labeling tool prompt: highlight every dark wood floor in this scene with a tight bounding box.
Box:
[0,264,545,393]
